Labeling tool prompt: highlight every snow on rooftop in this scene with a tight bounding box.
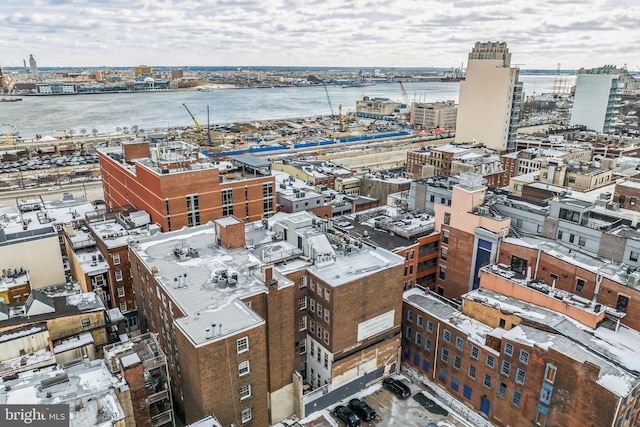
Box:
[53,332,94,354]
[133,223,267,346]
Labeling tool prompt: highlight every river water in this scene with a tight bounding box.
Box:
[0,74,573,139]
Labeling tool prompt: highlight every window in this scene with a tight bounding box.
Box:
[113,253,120,264]
[417,315,423,327]
[442,230,449,244]
[544,364,556,384]
[324,331,329,345]
[501,360,511,377]
[186,194,201,226]
[324,288,330,300]
[483,373,492,389]
[453,355,462,370]
[299,316,307,331]
[516,368,526,385]
[324,309,330,323]
[631,251,640,262]
[468,364,476,380]
[443,329,451,342]
[425,338,432,351]
[569,234,575,243]
[263,183,274,216]
[519,350,529,365]
[299,276,307,288]
[427,321,433,333]
[299,340,306,354]
[237,337,249,353]
[504,342,514,356]
[444,213,451,225]
[405,326,412,339]
[471,345,479,360]
[486,354,495,368]
[540,382,553,404]
[240,384,251,400]
[441,348,449,363]
[578,236,586,247]
[81,318,90,327]
[407,310,413,321]
[455,337,464,351]
[498,382,507,398]
[117,286,125,297]
[557,230,563,240]
[439,266,446,280]
[324,353,328,368]
[221,189,234,216]
[115,270,123,281]
[440,247,448,260]
[438,368,447,382]
[536,404,548,426]
[317,304,322,317]
[512,390,522,408]
[415,332,422,346]
[576,278,585,292]
[241,408,252,423]
[451,376,459,392]
[299,296,307,310]
[310,299,315,312]
[238,361,250,377]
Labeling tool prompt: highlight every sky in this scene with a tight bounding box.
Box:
[1,0,639,70]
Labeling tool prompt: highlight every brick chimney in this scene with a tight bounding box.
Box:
[214,216,246,250]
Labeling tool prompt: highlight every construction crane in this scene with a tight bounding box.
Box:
[398,80,434,136]
[183,103,204,132]
[322,82,335,118]
[398,80,419,133]
[339,104,344,132]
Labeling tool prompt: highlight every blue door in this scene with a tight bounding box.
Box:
[480,396,490,415]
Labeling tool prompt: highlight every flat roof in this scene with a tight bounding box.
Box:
[132,223,267,347]
[229,154,271,169]
[0,359,126,424]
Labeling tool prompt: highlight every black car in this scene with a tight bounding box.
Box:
[348,398,376,421]
[334,405,361,426]
[382,377,411,399]
[413,393,449,416]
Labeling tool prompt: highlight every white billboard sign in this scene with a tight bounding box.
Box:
[357,310,395,341]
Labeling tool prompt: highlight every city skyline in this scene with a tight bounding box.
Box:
[1,0,638,70]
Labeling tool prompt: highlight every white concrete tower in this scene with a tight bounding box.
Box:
[454,42,523,152]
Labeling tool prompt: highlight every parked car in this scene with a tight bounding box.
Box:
[413,393,449,416]
[348,398,376,421]
[334,405,361,427]
[382,377,411,399]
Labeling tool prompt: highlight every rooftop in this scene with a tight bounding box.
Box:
[0,359,127,426]
[0,288,104,326]
[104,332,166,374]
[131,223,267,347]
[335,206,436,251]
[464,287,640,396]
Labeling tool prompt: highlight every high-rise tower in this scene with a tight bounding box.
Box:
[454,42,523,151]
[570,66,630,134]
[29,54,37,78]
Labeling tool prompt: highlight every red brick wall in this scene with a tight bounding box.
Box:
[436,226,474,298]
[99,151,275,231]
[122,362,152,427]
[176,325,269,427]
[499,241,640,331]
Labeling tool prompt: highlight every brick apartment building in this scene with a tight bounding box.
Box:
[129,212,405,425]
[333,206,440,290]
[432,174,510,298]
[402,264,640,426]
[97,139,275,231]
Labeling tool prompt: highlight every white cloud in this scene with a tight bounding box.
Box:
[0,0,638,68]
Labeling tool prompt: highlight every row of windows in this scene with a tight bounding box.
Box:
[309,299,331,323]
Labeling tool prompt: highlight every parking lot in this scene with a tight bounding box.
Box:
[294,376,470,427]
